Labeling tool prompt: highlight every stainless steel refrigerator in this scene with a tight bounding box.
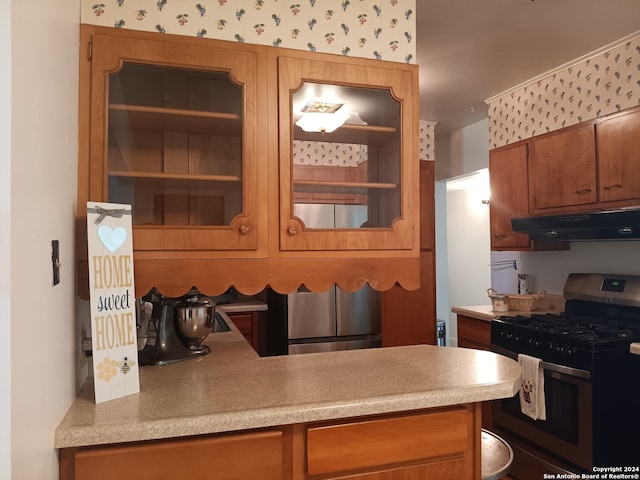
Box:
[287,203,382,354]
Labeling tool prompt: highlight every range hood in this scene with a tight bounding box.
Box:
[511,208,640,241]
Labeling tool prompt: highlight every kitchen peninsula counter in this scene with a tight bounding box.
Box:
[55,311,521,449]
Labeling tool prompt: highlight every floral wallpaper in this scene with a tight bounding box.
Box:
[82,0,417,64]
[419,120,436,161]
[293,119,434,167]
[293,141,367,166]
[487,33,640,149]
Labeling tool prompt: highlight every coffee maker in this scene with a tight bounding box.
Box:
[136,289,216,366]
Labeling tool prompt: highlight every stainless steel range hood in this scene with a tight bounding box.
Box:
[511,208,640,241]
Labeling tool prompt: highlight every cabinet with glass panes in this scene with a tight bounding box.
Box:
[78,26,421,296]
[81,26,266,255]
[274,51,418,254]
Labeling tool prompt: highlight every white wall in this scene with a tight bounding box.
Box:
[0,1,12,477]
[442,170,491,346]
[434,181,449,325]
[435,119,491,345]
[435,118,489,180]
[9,0,80,478]
[519,242,640,294]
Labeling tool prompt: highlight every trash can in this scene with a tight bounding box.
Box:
[436,320,446,346]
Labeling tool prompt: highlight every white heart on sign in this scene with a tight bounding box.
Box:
[98,225,128,253]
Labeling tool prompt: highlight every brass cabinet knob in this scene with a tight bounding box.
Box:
[239,224,250,234]
[287,226,298,235]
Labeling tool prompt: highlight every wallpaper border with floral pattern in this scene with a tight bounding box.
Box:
[82,0,417,64]
[487,32,640,149]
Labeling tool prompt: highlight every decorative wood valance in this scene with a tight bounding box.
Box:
[78,257,421,300]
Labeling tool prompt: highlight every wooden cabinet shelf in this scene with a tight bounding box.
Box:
[109,170,242,187]
[294,123,398,146]
[109,104,242,135]
[293,180,398,195]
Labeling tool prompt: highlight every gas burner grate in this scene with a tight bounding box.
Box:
[498,311,640,346]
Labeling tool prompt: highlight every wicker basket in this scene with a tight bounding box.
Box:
[487,288,509,312]
[507,291,547,312]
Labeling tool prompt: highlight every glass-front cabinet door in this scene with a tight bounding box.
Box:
[87,31,266,253]
[277,54,418,252]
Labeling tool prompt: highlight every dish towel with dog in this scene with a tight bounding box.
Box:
[518,354,546,420]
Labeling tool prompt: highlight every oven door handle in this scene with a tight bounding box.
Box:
[492,345,591,380]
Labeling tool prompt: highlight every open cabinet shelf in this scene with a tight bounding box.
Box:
[294,124,398,146]
[109,170,242,188]
[293,180,398,195]
[109,104,242,135]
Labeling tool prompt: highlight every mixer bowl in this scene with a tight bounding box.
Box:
[176,297,216,349]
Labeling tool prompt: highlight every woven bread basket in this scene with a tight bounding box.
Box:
[507,291,546,312]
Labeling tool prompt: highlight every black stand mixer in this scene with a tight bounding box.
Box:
[136,289,216,366]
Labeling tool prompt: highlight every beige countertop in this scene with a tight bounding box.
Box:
[55,312,521,449]
[451,305,509,322]
[452,294,565,322]
[218,295,268,313]
[631,343,640,355]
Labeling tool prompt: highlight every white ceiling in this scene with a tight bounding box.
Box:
[416,0,640,138]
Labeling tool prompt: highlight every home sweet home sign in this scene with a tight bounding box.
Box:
[87,202,140,403]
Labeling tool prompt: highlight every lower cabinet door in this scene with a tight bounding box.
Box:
[306,407,474,479]
[325,459,465,479]
[62,429,286,480]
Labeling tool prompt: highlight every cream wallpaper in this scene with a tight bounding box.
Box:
[82,1,427,165]
[487,33,640,149]
[82,0,416,63]
[293,141,367,166]
[419,120,436,161]
[292,119,434,167]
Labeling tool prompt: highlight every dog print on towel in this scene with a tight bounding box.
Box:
[522,379,533,404]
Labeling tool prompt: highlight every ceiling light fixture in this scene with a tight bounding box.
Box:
[295,101,350,133]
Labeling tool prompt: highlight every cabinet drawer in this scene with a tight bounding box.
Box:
[306,408,468,477]
[71,430,284,480]
[457,315,491,350]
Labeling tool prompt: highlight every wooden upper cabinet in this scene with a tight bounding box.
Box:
[420,161,435,251]
[489,140,531,250]
[81,26,268,254]
[274,51,419,253]
[597,107,640,205]
[78,26,422,297]
[529,123,597,212]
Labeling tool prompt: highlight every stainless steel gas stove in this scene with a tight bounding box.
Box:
[491,273,640,478]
